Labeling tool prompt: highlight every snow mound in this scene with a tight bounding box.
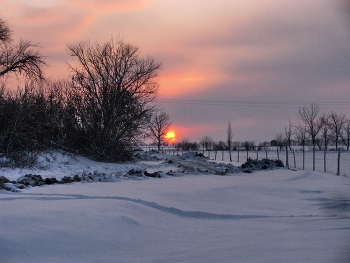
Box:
[0,150,285,192]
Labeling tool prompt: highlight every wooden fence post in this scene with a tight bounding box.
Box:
[293,149,296,168]
[302,146,305,170]
[313,146,316,171]
[337,149,341,175]
[323,149,327,173]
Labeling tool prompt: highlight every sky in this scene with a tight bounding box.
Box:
[2,0,350,143]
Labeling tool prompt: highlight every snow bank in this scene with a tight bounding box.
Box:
[0,150,177,181]
[1,168,350,263]
[0,151,286,192]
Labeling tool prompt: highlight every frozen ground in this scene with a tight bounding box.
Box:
[1,151,350,262]
[197,149,350,176]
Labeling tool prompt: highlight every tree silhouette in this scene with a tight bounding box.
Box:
[0,17,46,81]
[148,110,171,151]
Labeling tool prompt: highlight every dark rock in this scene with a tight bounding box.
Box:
[166,170,175,176]
[73,175,82,182]
[13,183,25,189]
[61,176,74,184]
[144,171,161,178]
[241,158,284,172]
[127,169,143,176]
[17,174,44,186]
[45,177,59,185]
[0,176,10,190]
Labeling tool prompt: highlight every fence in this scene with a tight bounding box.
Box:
[142,146,349,176]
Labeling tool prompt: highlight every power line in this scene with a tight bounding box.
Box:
[159,99,350,110]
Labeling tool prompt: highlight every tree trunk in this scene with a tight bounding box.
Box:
[313,144,316,171]
[302,144,305,170]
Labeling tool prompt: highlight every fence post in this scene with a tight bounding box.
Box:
[215,151,217,160]
[277,148,280,161]
[286,148,289,169]
[313,146,316,171]
[265,149,268,159]
[337,149,341,175]
[222,150,224,161]
[246,149,249,162]
[302,146,305,170]
[256,148,259,160]
[238,147,240,163]
[293,149,296,168]
[324,149,327,173]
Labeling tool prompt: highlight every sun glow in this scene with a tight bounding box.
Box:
[164,130,176,143]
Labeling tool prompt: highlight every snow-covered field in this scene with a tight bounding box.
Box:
[1,151,350,263]
[184,149,350,176]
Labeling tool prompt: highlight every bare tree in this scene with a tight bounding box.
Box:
[200,135,213,151]
[176,140,198,151]
[283,120,294,168]
[297,104,323,170]
[294,124,307,170]
[213,141,226,151]
[227,121,233,162]
[341,120,350,151]
[0,17,46,81]
[274,133,285,150]
[241,141,255,151]
[0,18,11,43]
[67,37,160,161]
[284,120,293,151]
[0,81,66,155]
[148,110,171,151]
[320,114,332,172]
[328,111,346,150]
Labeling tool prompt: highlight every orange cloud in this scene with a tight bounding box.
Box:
[158,73,205,98]
[68,0,153,13]
[158,69,229,99]
[172,124,224,142]
[17,7,65,25]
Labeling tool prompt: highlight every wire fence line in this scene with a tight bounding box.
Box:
[143,146,349,176]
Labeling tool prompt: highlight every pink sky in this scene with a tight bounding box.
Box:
[2,0,350,143]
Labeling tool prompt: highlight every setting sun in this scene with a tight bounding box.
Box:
[164,130,176,143]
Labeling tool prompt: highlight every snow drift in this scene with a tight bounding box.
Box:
[1,151,350,263]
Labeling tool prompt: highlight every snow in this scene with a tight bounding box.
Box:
[1,151,350,262]
[200,149,350,176]
[0,151,178,182]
